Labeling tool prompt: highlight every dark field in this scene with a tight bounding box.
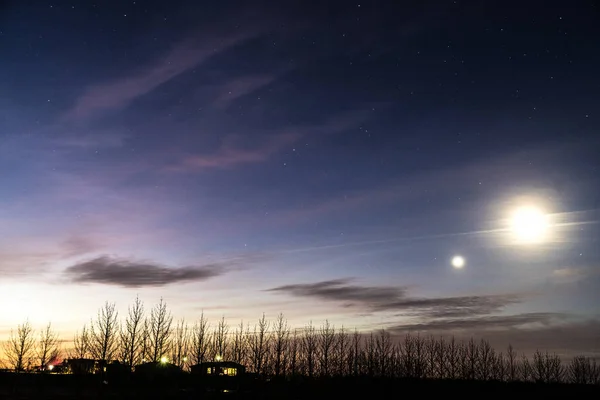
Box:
[1,373,599,399]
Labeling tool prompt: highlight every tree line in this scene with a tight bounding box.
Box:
[2,297,599,385]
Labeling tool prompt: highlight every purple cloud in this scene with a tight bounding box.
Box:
[63,31,259,122]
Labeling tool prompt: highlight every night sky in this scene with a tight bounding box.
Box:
[1,0,599,356]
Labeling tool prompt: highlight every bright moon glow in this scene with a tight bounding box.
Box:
[451,256,465,269]
[510,206,549,243]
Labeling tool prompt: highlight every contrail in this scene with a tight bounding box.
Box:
[273,227,507,255]
[272,219,600,255]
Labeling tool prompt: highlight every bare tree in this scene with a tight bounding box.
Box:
[71,324,91,359]
[461,338,478,380]
[365,332,376,377]
[119,296,145,368]
[532,350,563,383]
[350,329,361,376]
[492,351,507,382]
[213,316,229,360]
[506,344,518,381]
[171,318,189,369]
[3,320,35,372]
[434,337,447,379]
[149,298,173,362]
[334,326,349,376]
[568,356,600,385]
[289,328,299,376]
[400,333,416,378]
[231,321,246,364]
[375,329,392,377]
[90,302,119,363]
[249,313,270,374]
[477,339,495,381]
[140,319,150,362]
[37,322,60,371]
[424,335,437,379]
[302,322,317,377]
[318,320,335,377]
[390,344,402,378]
[190,312,210,365]
[446,336,459,379]
[519,353,532,382]
[273,313,289,377]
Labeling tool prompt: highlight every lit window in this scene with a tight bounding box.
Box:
[207,367,212,374]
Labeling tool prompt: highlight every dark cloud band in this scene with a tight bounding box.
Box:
[64,256,227,287]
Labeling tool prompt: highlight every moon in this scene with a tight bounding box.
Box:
[451,255,465,269]
[510,205,549,244]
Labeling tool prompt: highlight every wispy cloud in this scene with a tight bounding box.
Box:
[389,312,564,332]
[51,130,130,149]
[63,31,260,122]
[213,73,284,108]
[551,267,595,284]
[64,255,232,287]
[168,132,299,172]
[267,278,406,305]
[61,235,103,259]
[167,110,370,172]
[267,278,521,317]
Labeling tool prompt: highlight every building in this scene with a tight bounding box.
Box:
[134,361,182,378]
[191,361,245,377]
[66,358,98,374]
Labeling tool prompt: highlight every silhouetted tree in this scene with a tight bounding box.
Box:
[190,312,210,365]
[90,302,119,363]
[445,336,459,379]
[492,351,507,381]
[302,322,317,377]
[461,338,478,380]
[4,320,35,372]
[364,332,376,377]
[171,318,189,369]
[532,350,563,383]
[477,339,495,380]
[568,356,600,385]
[231,320,246,364]
[375,329,392,377]
[140,319,150,362]
[390,344,402,378]
[334,326,349,376]
[37,322,60,371]
[249,313,270,374]
[148,298,173,362]
[350,329,361,376]
[519,353,533,382]
[318,320,335,376]
[425,335,437,379]
[213,316,228,360]
[273,313,289,377]
[71,324,91,359]
[119,295,144,368]
[506,344,518,381]
[289,328,300,376]
[434,337,447,379]
[401,333,424,378]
